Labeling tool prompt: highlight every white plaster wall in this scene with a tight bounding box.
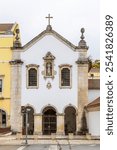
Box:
[21,35,78,113]
[88,90,100,102]
[87,111,100,136]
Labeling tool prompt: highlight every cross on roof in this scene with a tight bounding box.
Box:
[45,14,53,25]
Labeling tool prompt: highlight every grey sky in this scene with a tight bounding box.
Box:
[0,0,99,59]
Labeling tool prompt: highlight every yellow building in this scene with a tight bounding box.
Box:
[0,23,21,131]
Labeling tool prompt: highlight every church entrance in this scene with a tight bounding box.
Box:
[42,106,57,135]
[64,106,76,135]
[22,106,34,135]
[0,109,6,128]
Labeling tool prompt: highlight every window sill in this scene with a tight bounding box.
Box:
[59,86,72,89]
[27,86,39,89]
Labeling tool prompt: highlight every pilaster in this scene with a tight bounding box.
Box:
[76,28,89,134]
[34,114,42,135]
[77,63,88,134]
[10,59,23,133]
[57,113,65,135]
[7,115,10,127]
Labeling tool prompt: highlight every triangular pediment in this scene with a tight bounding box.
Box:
[18,26,77,51]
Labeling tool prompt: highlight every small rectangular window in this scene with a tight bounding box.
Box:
[0,79,2,93]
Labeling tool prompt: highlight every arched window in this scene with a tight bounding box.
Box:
[61,68,70,86]
[28,68,37,86]
[59,65,72,88]
[26,64,39,88]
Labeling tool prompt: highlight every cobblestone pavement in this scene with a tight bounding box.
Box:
[0,146,20,150]
[0,139,100,145]
[0,135,100,148]
[0,144,100,150]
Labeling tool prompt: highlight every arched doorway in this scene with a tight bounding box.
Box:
[0,109,6,128]
[42,106,57,135]
[22,106,34,135]
[64,106,76,135]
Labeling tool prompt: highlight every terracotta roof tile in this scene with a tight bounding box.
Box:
[0,23,14,31]
[87,97,100,109]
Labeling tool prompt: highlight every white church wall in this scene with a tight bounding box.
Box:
[21,35,78,113]
[88,89,100,102]
[87,111,100,136]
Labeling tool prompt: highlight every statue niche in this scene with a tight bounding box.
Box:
[43,52,55,79]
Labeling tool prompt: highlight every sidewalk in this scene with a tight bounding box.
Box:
[0,135,100,146]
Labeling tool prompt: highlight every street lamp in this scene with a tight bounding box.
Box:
[21,107,31,145]
[25,108,31,145]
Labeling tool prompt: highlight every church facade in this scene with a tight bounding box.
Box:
[0,16,100,136]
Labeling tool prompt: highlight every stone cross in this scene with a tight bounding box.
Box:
[46,14,53,25]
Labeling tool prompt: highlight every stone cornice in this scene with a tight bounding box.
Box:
[76,59,88,64]
[26,64,39,68]
[9,59,24,65]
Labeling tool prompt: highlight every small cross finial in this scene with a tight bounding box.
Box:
[46,14,53,25]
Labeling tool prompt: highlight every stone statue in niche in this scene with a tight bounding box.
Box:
[43,51,56,79]
[46,62,52,76]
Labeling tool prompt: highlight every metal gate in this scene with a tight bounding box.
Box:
[42,108,56,135]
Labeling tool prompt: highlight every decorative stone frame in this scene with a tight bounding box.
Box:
[42,52,55,79]
[26,64,39,89]
[59,64,72,89]
[0,75,4,97]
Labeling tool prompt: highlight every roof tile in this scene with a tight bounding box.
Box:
[0,23,14,32]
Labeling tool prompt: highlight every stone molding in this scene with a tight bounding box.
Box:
[9,59,23,65]
[76,59,88,64]
[26,64,39,68]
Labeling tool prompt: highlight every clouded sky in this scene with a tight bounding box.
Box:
[0,0,99,59]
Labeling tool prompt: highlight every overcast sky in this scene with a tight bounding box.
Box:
[0,0,99,59]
